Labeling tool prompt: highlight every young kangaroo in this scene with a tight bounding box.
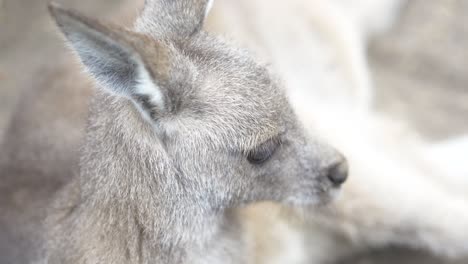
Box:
[45,1,348,263]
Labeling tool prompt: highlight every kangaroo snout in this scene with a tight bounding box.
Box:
[325,157,349,186]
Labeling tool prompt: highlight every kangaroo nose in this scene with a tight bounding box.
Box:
[327,158,348,185]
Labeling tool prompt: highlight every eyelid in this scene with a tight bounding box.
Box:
[263,134,283,147]
[251,136,282,155]
[241,131,285,156]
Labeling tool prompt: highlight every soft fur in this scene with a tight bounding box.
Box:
[207,0,468,263]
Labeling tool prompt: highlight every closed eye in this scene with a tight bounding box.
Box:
[247,138,280,165]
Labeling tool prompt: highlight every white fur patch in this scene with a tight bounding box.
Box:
[131,63,165,122]
[136,64,165,110]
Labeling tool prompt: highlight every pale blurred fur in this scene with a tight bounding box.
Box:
[208,0,468,263]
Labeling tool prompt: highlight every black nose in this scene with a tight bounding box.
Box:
[327,159,348,185]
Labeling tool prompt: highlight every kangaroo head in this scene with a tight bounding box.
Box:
[49,0,347,217]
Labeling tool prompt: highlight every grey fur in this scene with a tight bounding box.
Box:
[42,1,348,263]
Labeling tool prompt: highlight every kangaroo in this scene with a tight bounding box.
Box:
[42,1,347,263]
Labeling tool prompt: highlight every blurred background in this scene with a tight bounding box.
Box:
[1,0,467,263]
[369,0,468,140]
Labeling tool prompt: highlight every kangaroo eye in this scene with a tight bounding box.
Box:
[247,139,278,165]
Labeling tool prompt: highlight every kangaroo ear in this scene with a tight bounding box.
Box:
[48,2,170,120]
[135,0,214,37]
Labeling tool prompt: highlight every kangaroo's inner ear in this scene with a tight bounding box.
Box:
[49,3,169,121]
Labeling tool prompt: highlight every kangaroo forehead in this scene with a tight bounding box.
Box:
[177,68,291,148]
[182,35,290,116]
[182,33,277,89]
